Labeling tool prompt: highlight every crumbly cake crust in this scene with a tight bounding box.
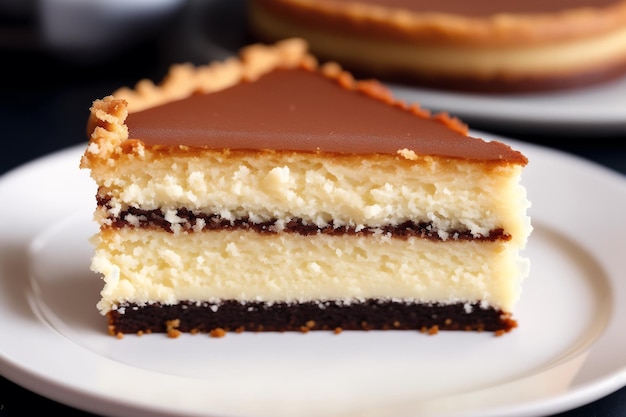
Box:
[111,38,318,113]
[83,38,469,151]
[82,38,527,171]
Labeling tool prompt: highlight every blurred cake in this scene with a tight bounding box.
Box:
[80,38,532,338]
[248,0,626,92]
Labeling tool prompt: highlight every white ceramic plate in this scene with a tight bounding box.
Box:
[178,0,626,136]
[1,135,626,417]
[388,79,626,135]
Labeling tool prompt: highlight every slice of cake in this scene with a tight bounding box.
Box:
[248,0,626,92]
[80,38,532,338]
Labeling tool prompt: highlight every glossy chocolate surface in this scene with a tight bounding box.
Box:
[126,68,526,162]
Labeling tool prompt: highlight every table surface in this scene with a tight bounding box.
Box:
[1,2,625,417]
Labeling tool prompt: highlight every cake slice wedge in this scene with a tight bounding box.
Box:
[80,38,531,338]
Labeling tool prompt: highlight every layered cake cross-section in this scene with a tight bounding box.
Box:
[80,39,532,338]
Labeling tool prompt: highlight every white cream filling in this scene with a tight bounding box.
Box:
[92,228,529,315]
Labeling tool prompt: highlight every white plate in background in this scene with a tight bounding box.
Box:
[388,80,626,135]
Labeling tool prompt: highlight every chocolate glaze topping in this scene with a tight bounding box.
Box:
[126,68,526,163]
[321,0,620,16]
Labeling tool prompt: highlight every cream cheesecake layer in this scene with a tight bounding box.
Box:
[93,228,528,314]
[91,151,530,244]
[249,4,626,78]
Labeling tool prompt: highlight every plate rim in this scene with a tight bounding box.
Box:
[1,136,626,417]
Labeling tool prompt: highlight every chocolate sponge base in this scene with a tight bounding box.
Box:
[106,300,517,337]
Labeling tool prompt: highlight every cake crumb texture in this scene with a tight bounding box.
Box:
[81,38,532,337]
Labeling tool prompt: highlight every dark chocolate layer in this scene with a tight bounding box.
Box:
[100,200,510,241]
[125,68,526,164]
[107,300,517,336]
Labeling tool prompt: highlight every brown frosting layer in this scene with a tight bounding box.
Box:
[323,0,620,16]
[126,68,526,163]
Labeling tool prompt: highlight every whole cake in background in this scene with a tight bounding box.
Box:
[248,0,626,93]
[80,38,532,339]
